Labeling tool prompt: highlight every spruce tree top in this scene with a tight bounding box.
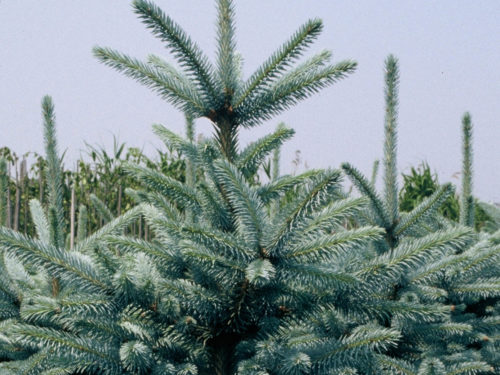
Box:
[94,0,356,160]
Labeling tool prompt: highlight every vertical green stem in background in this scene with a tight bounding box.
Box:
[6,163,12,228]
[13,161,20,231]
[0,158,8,227]
[70,184,76,250]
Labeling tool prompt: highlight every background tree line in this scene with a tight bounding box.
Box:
[0,142,184,240]
[1,143,497,240]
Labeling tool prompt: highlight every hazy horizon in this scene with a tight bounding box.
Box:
[1,1,499,201]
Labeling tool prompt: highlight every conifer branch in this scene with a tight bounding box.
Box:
[268,169,342,252]
[313,325,400,367]
[182,240,245,273]
[257,170,319,203]
[214,160,266,250]
[234,19,324,107]
[295,197,368,237]
[198,182,233,231]
[237,125,294,179]
[370,227,473,281]
[152,124,200,168]
[93,47,208,117]
[376,355,416,375]
[132,0,217,101]
[0,227,112,293]
[108,235,175,265]
[280,263,360,291]
[216,0,238,100]
[286,226,383,262]
[74,205,143,255]
[451,278,500,299]
[90,194,114,224]
[178,222,253,262]
[446,362,493,375]
[12,324,119,366]
[394,183,454,237]
[29,199,50,243]
[124,163,202,211]
[341,162,391,228]
[237,59,356,128]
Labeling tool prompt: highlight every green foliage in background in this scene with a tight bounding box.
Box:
[399,163,494,232]
[0,138,184,239]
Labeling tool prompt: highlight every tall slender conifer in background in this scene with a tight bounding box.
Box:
[0,97,145,372]
[342,56,455,247]
[42,96,66,250]
[383,56,399,229]
[340,54,499,375]
[460,112,474,228]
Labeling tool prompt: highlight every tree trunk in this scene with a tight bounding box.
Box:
[21,159,28,234]
[210,333,239,375]
[117,185,122,216]
[138,216,142,239]
[214,116,237,162]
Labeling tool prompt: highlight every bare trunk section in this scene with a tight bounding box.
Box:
[138,216,142,239]
[117,185,122,216]
[21,159,28,234]
[214,115,237,162]
[6,164,12,228]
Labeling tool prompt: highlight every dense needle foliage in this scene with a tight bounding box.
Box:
[0,1,498,375]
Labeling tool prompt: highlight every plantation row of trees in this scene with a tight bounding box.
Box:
[0,0,499,374]
[0,140,185,240]
[1,143,497,243]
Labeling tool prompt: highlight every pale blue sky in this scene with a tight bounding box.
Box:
[1,1,499,201]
